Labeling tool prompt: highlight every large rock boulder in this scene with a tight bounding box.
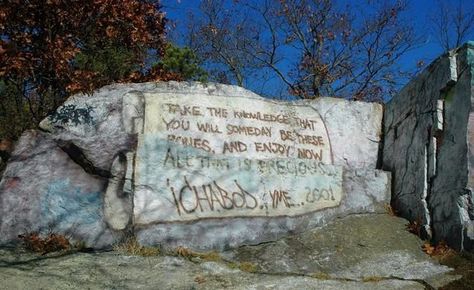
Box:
[306,98,383,169]
[0,131,119,248]
[0,82,388,250]
[383,42,474,251]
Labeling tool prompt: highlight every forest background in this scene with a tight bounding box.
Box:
[1,0,473,141]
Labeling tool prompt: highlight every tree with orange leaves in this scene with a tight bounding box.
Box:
[0,0,180,139]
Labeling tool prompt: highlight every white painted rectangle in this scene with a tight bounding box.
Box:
[134,138,343,224]
[143,93,333,163]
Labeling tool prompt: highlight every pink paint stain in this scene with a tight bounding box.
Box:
[5,177,20,189]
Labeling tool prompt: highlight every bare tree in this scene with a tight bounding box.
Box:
[430,0,474,52]
[179,0,418,101]
[183,0,268,87]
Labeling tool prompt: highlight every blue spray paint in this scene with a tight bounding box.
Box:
[40,179,102,230]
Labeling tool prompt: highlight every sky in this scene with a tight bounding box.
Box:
[160,0,474,99]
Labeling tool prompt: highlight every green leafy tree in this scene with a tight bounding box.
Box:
[0,79,34,140]
[155,44,208,82]
[73,45,140,84]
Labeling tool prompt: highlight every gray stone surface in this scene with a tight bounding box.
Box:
[306,97,383,169]
[0,249,424,290]
[0,131,120,248]
[223,214,458,289]
[142,91,333,161]
[383,42,474,251]
[104,153,132,230]
[0,214,458,290]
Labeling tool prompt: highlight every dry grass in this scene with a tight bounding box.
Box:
[197,251,222,262]
[439,251,474,290]
[384,203,397,216]
[400,229,474,290]
[310,272,331,280]
[362,276,385,282]
[238,261,257,273]
[175,246,196,258]
[421,241,456,258]
[227,261,258,273]
[194,275,206,284]
[405,219,422,236]
[419,241,474,290]
[113,237,160,256]
[174,246,223,262]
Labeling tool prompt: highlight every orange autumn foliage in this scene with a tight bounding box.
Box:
[0,0,182,141]
[0,0,172,94]
[18,232,70,254]
[422,241,455,258]
[405,218,423,236]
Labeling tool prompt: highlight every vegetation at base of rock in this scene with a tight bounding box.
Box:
[229,261,258,273]
[175,246,196,258]
[197,251,223,262]
[173,246,257,273]
[174,246,223,262]
[384,203,397,216]
[18,232,70,254]
[362,276,385,282]
[422,240,456,257]
[113,237,160,257]
[438,251,474,290]
[238,262,257,273]
[194,275,207,284]
[419,240,474,289]
[310,272,331,280]
[405,219,422,236]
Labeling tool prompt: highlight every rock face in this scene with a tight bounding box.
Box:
[224,214,458,289]
[0,131,118,248]
[0,214,459,290]
[307,98,383,169]
[383,42,474,251]
[0,81,387,250]
[136,165,389,251]
[131,86,386,250]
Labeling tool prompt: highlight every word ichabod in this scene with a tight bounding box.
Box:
[167,176,258,215]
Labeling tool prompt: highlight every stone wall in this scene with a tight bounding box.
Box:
[383,42,474,251]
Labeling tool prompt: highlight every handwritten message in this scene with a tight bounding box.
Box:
[133,93,341,224]
[143,93,333,163]
[134,138,343,224]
